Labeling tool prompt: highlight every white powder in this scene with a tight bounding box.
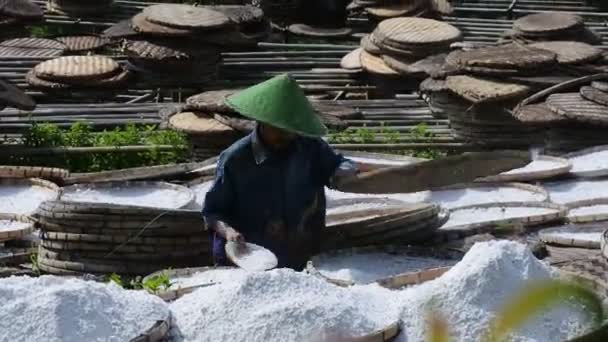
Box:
[326,186,546,209]
[441,206,557,230]
[315,252,457,284]
[0,184,58,214]
[169,241,592,342]
[544,179,608,205]
[189,181,214,210]
[0,276,169,342]
[568,150,608,174]
[395,241,591,341]
[0,219,30,232]
[170,269,400,342]
[347,156,410,166]
[62,183,194,209]
[569,204,608,217]
[544,232,603,243]
[169,268,249,290]
[226,242,278,272]
[326,198,405,216]
[502,159,561,175]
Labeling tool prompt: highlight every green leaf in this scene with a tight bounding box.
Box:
[484,279,604,342]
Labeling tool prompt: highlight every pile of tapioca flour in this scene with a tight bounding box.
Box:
[170,241,594,342]
[395,240,592,341]
[0,276,169,342]
[170,269,400,341]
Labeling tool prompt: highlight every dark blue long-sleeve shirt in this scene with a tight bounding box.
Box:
[202,128,356,269]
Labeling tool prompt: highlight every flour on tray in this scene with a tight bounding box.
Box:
[568,150,608,174]
[0,276,169,342]
[544,232,603,243]
[502,159,561,175]
[315,252,457,284]
[0,184,58,214]
[189,180,214,210]
[62,183,193,209]
[544,179,608,205]
[326,185,546,209]
[569,204,608,217]
[441,206,557,230]
[0,219,30,232]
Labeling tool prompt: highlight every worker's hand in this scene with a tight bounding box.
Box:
[225,228,245,244]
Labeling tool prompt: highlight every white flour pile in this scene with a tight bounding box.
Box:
[326,185,546,209]
[440,206,557,230]
[0,219,30,232]
[170,269,399,342]
[502,159,561,175]
[0,276,169,342]
[544,179,608,205]
[568,150,608,174]
[395,240,592,341]
[189,181,213,210]
[169,268,248,290]
[226,242,278,272]
[62,183,194,209]
[315,252,457,284]
[545,232,603,243]
[569,204,608,218]
[0,184,58,214]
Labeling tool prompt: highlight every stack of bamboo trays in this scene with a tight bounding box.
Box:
[513,76,608,153]
[347,0,453,21]
[422,40,608,148]
[323,201,448,250]
[34,200,211,276]
[499,12,602,45]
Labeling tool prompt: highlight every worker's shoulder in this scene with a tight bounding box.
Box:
[217,135,253,167]
[297,135,329,150]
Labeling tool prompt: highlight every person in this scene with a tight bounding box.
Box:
[202,73,362,270]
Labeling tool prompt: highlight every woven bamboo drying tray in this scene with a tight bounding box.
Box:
[477,155,572,183]
[308,245,462,288]
[567,198,608,224]
[65,162,209,184]
[38,246,210,263]
[0,214,34,242]
[0,246,36,266]
[602,230,608,260]
[354,320,401,342]
[0,166,69,183]
[437,202,568,238]
[130,314,172,342]
[142,266,237,302]
[539,225,605,249]
[563,145,608,178]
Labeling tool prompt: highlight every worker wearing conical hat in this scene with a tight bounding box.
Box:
[202,74,363,270]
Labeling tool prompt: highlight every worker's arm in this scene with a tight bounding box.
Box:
[202,153,244,243]
[316,139,365,188]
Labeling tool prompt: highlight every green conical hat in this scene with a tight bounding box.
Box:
[226,73,327,136]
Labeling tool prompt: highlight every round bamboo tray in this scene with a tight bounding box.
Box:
[36,220,205,238]
[38,255,185,275]
[41,231,207,246]
[40,239,209,254]
[540,225,605,249]
[566,198,608,224]
[557,258,608,301]
[355,320,401,342]
[130,315,172,342]
[0,247,36,266]
[563,145,608,178]
[477,155,572,183]
[438,202,568,237]
[65,162,209,184]
[602,230,608,260]
[308,245,462,288]
[0,166,69,183]
[61,181,195,210]
[0,214,34,242]
[38,246,210,262]
[142,266,239,301]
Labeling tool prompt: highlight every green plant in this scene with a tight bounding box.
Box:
[108,273,124,288]
[427,279,605,342]
[142,272,172,294]
[13,122,189,172]
[30,253,40,276]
